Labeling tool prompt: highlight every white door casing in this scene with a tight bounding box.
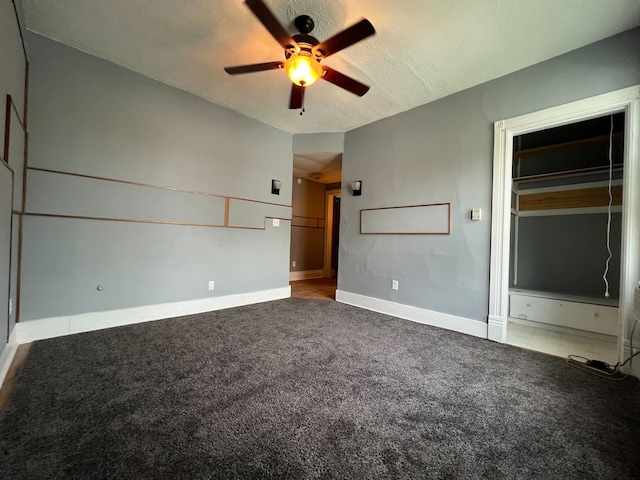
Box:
[489,85,640,370]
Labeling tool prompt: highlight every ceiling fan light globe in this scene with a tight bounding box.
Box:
[284,55,322,87]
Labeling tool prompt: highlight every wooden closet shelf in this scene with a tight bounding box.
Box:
[513,165,623,183]
[514,132,623,161]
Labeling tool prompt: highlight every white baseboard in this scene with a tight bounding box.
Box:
[336,290,487,339]
[289,270,324,281]
[623,340,640,378]
[0,327,18,390]
[488,315,506,342]
[15,286,291,344]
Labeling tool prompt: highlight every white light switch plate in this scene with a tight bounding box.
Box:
[471,208,482,221]
[273,219,280,227]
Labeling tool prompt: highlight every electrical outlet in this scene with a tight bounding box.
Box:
[9,298,12,315]
[272,218,280,227]
[292,260,296,267]
[392,280,399,290]
[208,280,215,291]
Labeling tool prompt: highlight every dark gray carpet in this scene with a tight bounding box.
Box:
[1,298,639,479]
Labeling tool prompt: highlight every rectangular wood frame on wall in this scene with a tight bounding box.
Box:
[360,203,451,235]
[2,94,26,341]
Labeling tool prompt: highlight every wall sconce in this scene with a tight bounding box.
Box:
[271,179,282,195]
[351,180,362,196]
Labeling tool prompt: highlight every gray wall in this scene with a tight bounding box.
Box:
[516,214,622,298]
[21,33,293,321]
[293,133,344,154]
[0,0,27,354]
[290,177,326,272]
[339,27,640,322]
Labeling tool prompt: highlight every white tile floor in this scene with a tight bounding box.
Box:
[506,322,618,366]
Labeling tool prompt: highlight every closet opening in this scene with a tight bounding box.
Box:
[505,113,624,363]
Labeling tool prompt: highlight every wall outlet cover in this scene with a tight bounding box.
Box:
[273,218,280,227]
[208,281,215,291]
[392,280,399,290]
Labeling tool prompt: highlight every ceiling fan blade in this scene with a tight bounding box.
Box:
[224,61,284,75]
[313,19,375,58]
[289,84,305,109]
[321,66,370,96]
[245,0,297,49]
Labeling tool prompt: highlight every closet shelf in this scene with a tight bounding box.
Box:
[512,164,623,183]
[514,132,623,161]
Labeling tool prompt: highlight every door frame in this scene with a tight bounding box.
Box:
[323,189,341,278]
[488,85,640,369]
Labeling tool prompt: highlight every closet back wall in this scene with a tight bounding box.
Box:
[516,214,622,297]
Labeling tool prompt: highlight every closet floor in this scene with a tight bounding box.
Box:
[506,322,618,366]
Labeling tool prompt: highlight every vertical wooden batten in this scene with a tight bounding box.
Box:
[16,58,30,326]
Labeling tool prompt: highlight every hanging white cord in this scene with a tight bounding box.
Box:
[602,115,614,298]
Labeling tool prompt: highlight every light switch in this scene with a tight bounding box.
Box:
[273,218,280,227]
[471,208,482,221]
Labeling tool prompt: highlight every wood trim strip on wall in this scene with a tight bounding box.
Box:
[360,202,452,235]
[23,62,28,129]
[3,96,10,165]
[3,95,26,167]
[27,166,292,209]
[291,214,324,220]
[9,97,25,131]
[21,212,292,231]
[519,186,623,211]
[291,214,324,229]
[0,161,14,174]
[224,197,230,227]
[11,0,28,62]
[3,169,15,340]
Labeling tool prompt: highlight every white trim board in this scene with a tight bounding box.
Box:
[516,179,623,195]
[336,290,487,339]
[15,286,291,344]
[0,328,18,390]
[289,270,324,282]
[623,340,640,378]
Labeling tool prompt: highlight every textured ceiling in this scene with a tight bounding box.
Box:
[22,0,640,135]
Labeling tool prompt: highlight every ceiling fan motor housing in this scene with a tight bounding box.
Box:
[294,15,315,35]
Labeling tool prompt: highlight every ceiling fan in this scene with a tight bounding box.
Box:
[224,0,376,112]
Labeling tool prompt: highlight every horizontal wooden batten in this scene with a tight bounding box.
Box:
[27,166,290,208]
[360,203,451,235]
[519,185,622,211]
[291,215,325,228]
[22,212,291,231]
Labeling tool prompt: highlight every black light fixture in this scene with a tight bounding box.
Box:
[351,180,362,196]
[271,179,282,195]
